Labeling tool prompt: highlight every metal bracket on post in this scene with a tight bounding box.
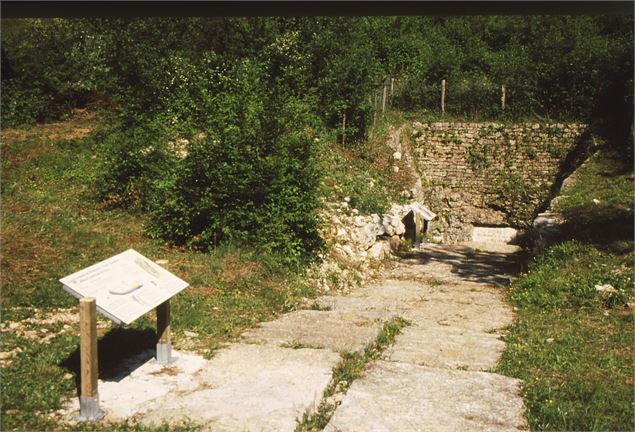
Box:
[78,395,105,422]
[77,297,105,422]
[156,300,172,364]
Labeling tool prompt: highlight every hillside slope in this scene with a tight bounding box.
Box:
[496,149,634,431]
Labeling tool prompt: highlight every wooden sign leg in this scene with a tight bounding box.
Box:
[78,297,104,421]
[156,300,171,364]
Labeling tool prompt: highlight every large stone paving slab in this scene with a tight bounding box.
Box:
[399,285,514,333]
[393,244,519,287]
[385,323,506,371]
[351,279,432,304]
[324,360,528,432]
[60,350,207,422]
[141,344,340,431]
[61,345,339,431]
[311,295,400,320]
[241,310,385,352]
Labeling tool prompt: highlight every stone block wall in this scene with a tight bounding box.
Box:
[410,121,586,243]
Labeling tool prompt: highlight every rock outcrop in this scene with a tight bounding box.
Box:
[313,201,434,293]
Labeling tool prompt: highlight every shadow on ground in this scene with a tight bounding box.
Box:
[398,244,523,286]
[559,208,634,254]
[61,327,156,395]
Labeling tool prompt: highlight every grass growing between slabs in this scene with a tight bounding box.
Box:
[296,317,410,431]
[0,113,320,431]
[496,149,634,431]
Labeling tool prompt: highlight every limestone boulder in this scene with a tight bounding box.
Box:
[352,224,379,251]
[382,215,405,237]
[368,241,391,260]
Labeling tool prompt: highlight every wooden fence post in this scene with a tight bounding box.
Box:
[382,83,387,113]
[78,297,104,421]
[441,79,446,115]
[390,78,395,97]
[373,91,378,125]
[501,84,506,111]
[342,112,346,146]
[156,300,171,364]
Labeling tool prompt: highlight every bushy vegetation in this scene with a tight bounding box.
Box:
[2,16,632,260]
[3,17,632,130]
[95,56,325,263]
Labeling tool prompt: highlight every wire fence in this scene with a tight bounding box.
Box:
[339,78,513,145]
[369,77,510,119]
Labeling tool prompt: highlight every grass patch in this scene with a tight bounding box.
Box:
[0,114,320,430]
[497,148,634,431]
[556,149,634,252]
[296,317,409,431]
[53,418,198,432]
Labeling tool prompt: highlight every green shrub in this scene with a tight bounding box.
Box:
[0,81,51,126]
[94,123,176,209]
[97,56,324,264]
[1,19,110,126]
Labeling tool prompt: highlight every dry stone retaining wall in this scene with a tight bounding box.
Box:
[411,121,586,243]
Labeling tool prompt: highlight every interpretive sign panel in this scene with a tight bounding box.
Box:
[60,249,188,325]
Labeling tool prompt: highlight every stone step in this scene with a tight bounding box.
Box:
[324,360,528,432]
[311,295,401,320]
[400,291,514,334]
[241,309,386,353]
[61,345,340,431]
[140,344,339,431]
[385,323,506,371]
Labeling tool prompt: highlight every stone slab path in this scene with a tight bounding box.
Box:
[324,361,526,432]
[60,243,528,431]
[325,244,528,431]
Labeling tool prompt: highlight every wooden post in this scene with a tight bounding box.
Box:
[78,297,103,421]
[441,79,446,115]
[156,300,171,364]
[342,112,346,146]
[382,83,387,113]
[501,84,506,111]
[390,78,395,97]
[373,91,378,125]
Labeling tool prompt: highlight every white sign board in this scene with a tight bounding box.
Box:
[471,226,518,244]
[60,249,188,325]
